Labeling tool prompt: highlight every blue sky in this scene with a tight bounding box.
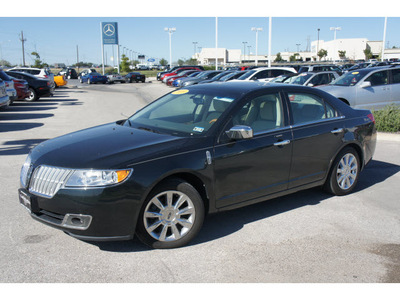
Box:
[1,1,399,66]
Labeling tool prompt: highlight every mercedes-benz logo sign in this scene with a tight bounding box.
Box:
[103,24,115,36]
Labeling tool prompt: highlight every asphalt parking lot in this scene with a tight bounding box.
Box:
[0,79,399,283]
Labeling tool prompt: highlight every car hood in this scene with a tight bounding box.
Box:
[29,122,186,170]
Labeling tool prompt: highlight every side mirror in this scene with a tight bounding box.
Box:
[307,83,314,87]
[360,81,371,88]
[226,125,253,140]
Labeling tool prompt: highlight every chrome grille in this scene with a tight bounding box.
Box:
[29,165,73,198]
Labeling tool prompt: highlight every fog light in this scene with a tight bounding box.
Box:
[61,214,92,230]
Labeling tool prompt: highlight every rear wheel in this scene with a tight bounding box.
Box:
[136,179,205,249]
[26,88,38,102]
[324,147,360,195]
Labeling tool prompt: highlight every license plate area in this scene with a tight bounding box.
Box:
[19,190,31,212]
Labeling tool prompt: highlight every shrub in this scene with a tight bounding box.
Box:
[372,104,400,133]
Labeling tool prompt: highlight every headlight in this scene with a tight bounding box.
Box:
[65,169,132,187]
[20,155,32,188]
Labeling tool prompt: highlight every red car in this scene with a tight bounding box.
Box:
[10,77,30,100]
[160,67,201,82]
[165,70,200,86]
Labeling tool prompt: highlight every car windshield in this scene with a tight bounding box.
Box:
[330,70,369,86]
[237,70,256,80]
[126,89,238,137]
[290,73,313,85]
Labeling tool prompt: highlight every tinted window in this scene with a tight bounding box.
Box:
[252,70,270,80]
[231,93,283,133]
[365,70,388,86]
[391,69,400,84]
[288,93,337,125]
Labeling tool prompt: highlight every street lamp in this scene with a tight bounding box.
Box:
[251,27,263,66]
[296,43,301,52]
[330,27,341,61]
[164,27,176,67]
[193,42,198,55]
[330,27,341,40]
[242,42,247,64]
[317,28,320,60]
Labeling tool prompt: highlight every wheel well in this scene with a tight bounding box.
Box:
[149,173,210,214]
[338,98,350,106]
[346,143,364,170]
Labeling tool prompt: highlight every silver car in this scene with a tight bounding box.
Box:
[106,73,125,84]
[0,79,10,109]
[0,69,17,104]
[318,66,400,110]
[284,71,339,87]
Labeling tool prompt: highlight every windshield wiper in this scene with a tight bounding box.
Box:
[138,127,161,134]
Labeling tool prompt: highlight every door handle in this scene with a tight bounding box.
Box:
[274,140,291,147]
[331,128,344,134]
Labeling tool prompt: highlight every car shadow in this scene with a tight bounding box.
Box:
[90,159,400,252]
[0,138,48,155]
[0,122,44,133]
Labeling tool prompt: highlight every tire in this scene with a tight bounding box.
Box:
[79,78,83,83]
[324,147,360,196]
[87,79,91,84]
[136,178,205,249]
[26,88,38,102]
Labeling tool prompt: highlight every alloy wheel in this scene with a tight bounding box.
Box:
[143,190,196,242]
[336,153,358,190]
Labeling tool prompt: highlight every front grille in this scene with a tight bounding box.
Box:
[29,165,73,198]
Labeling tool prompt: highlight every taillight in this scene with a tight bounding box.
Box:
[5,82,9,87]
[47,81,51,86]
[367,113,375,124]
[44,75,48,78]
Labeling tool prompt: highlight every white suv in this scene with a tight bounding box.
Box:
[9,67,55,88]
[233,67,297,82]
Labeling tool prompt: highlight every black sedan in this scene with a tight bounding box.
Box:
[6,71,54,101]
[19,82,376,249]
[125,72,146,83]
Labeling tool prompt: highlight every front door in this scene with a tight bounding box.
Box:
[213,91,292,209]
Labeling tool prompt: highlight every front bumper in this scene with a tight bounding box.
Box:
[18,183,141,241]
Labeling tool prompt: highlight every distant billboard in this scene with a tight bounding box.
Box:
[138,55,145,60]
[101,22,119,45]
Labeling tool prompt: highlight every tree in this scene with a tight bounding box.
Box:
[364,48,373,60]
[31,51,45,68]
[120,54,130,73]
[318,49,328,61]
[338,50,346,59]
[274,52,283,62]
[159,58,168,66]
[289,53,300,62]
[0,59,12,67]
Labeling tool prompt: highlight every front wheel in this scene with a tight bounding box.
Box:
[136,179,205,249]
[324,147,360,196]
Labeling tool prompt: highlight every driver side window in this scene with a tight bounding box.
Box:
[232,93,284,134]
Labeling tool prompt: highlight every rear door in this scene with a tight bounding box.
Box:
[285,89,345,188]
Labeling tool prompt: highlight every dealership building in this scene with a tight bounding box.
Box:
[193,38,400,66]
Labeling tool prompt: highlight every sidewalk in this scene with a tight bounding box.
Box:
[377,132,400,142]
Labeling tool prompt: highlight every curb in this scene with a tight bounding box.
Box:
[377,132,400,142]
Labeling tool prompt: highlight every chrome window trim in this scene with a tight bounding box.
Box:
[290,115,345,130]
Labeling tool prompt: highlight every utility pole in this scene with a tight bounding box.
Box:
[76,45,79,73]
[20,31,27,66]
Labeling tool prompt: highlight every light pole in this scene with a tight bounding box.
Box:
[296,43,301,52]
[164,27,176,67]
[251,27,263,66]
[193,42,198,55]
[381,17,387,62]
[330,27,341,61]
[317,28,320,61]
[242,42,247,64]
